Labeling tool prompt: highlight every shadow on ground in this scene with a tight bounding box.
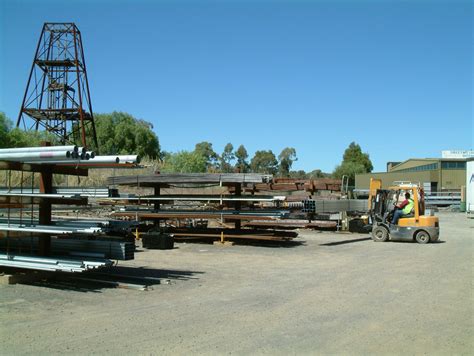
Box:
[175,239,306,248]
[19,266,204,293]
[320,237,372,246]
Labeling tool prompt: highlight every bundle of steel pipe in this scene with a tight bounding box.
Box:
[24,154,140,166]
[0,237,134,260]
[0,217,108,228]
[0,187,114,198]
[0,223,102,234]
[0,253,113,272]
[0,144,140,166]
[0,145,79,154]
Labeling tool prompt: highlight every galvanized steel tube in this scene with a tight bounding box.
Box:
[0,145,78,154]
[0,151,73,162]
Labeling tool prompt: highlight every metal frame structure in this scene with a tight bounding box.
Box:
[17,23,98,150]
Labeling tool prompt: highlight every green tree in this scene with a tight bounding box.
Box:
[2,109,58,148]
[194,141,219,171]
[0,112,11,148]
[220,143,235,173]
[94,112,160,158]
[235,144,250,173]
[342,142,373,172]
[307,169,330,179]
[250,150,278,174]
[161,150,207,173]
[333,161,366,181]
[333,142,373,182]
[289,170,307,179]
[278,147,297,177]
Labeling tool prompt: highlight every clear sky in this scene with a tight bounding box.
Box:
[0,0,472,172]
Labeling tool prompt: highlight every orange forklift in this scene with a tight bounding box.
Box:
[368,178,440,244]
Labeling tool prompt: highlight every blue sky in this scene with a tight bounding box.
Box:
[0,0,472,172]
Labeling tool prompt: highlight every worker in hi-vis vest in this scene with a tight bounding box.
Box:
[391,192,415,225]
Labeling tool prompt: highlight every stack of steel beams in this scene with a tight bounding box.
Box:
[107,173,272,186]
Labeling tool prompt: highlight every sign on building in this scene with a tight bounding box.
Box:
[441,150,474,159]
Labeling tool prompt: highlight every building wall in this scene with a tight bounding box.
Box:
[355,171,435,189]
[440,169,466,190]
[356,166,466,190]
[467,159,474,213]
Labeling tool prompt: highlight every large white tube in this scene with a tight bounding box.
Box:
[24,156,120,165]
[0,151,72,162]
[117,155,140,163]
[24,160,85,164]
[0,145,78,154]
[86,156,120,163]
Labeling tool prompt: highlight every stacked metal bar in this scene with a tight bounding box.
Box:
[0,237,134,260]
[0,145,138,272]
[107,173,272,186]
[106,173,303,243]
[107,195,286,203]
[0,223,102,234]
[0,187,115,198]
[0,253,113,272]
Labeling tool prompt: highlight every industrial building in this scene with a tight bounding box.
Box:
[355,157,468,192]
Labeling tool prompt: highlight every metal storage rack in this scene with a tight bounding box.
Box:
[106,173,298,242]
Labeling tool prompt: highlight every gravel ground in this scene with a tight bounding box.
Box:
[0,212,472,355]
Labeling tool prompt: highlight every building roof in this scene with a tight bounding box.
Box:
[390,157,468,172]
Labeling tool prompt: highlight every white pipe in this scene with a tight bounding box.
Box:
[86,151,96,159]
[29,156,120,164]
[117,155,140,163]
[85,156,120,163]
[25,156,120,167]
[0,145,78,154]
[0,151,72,162]
[24,160,83,164]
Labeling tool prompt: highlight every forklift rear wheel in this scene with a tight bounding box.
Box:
[415,230,430,244]
[372,226,389,242]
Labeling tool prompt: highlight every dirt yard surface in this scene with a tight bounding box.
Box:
[1,212,472,355]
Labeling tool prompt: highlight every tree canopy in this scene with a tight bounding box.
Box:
[161,150,207,173]
[0,111,58,148]
[194,141,219,171]
[94,112,160,158]
[235,145,250,173]
[278,147,297,177]
[250,150,279,175]
[0,112,10,148]
[220,143,235,173]
[1,111,346,179]
[333,142,373,182]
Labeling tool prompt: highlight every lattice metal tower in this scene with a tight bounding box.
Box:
[17,23,98,149]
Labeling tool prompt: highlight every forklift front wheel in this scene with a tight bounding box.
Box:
[415,230,430,244]
[372,226,389,242]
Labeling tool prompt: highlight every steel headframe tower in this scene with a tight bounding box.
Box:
[17,22,98,150]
